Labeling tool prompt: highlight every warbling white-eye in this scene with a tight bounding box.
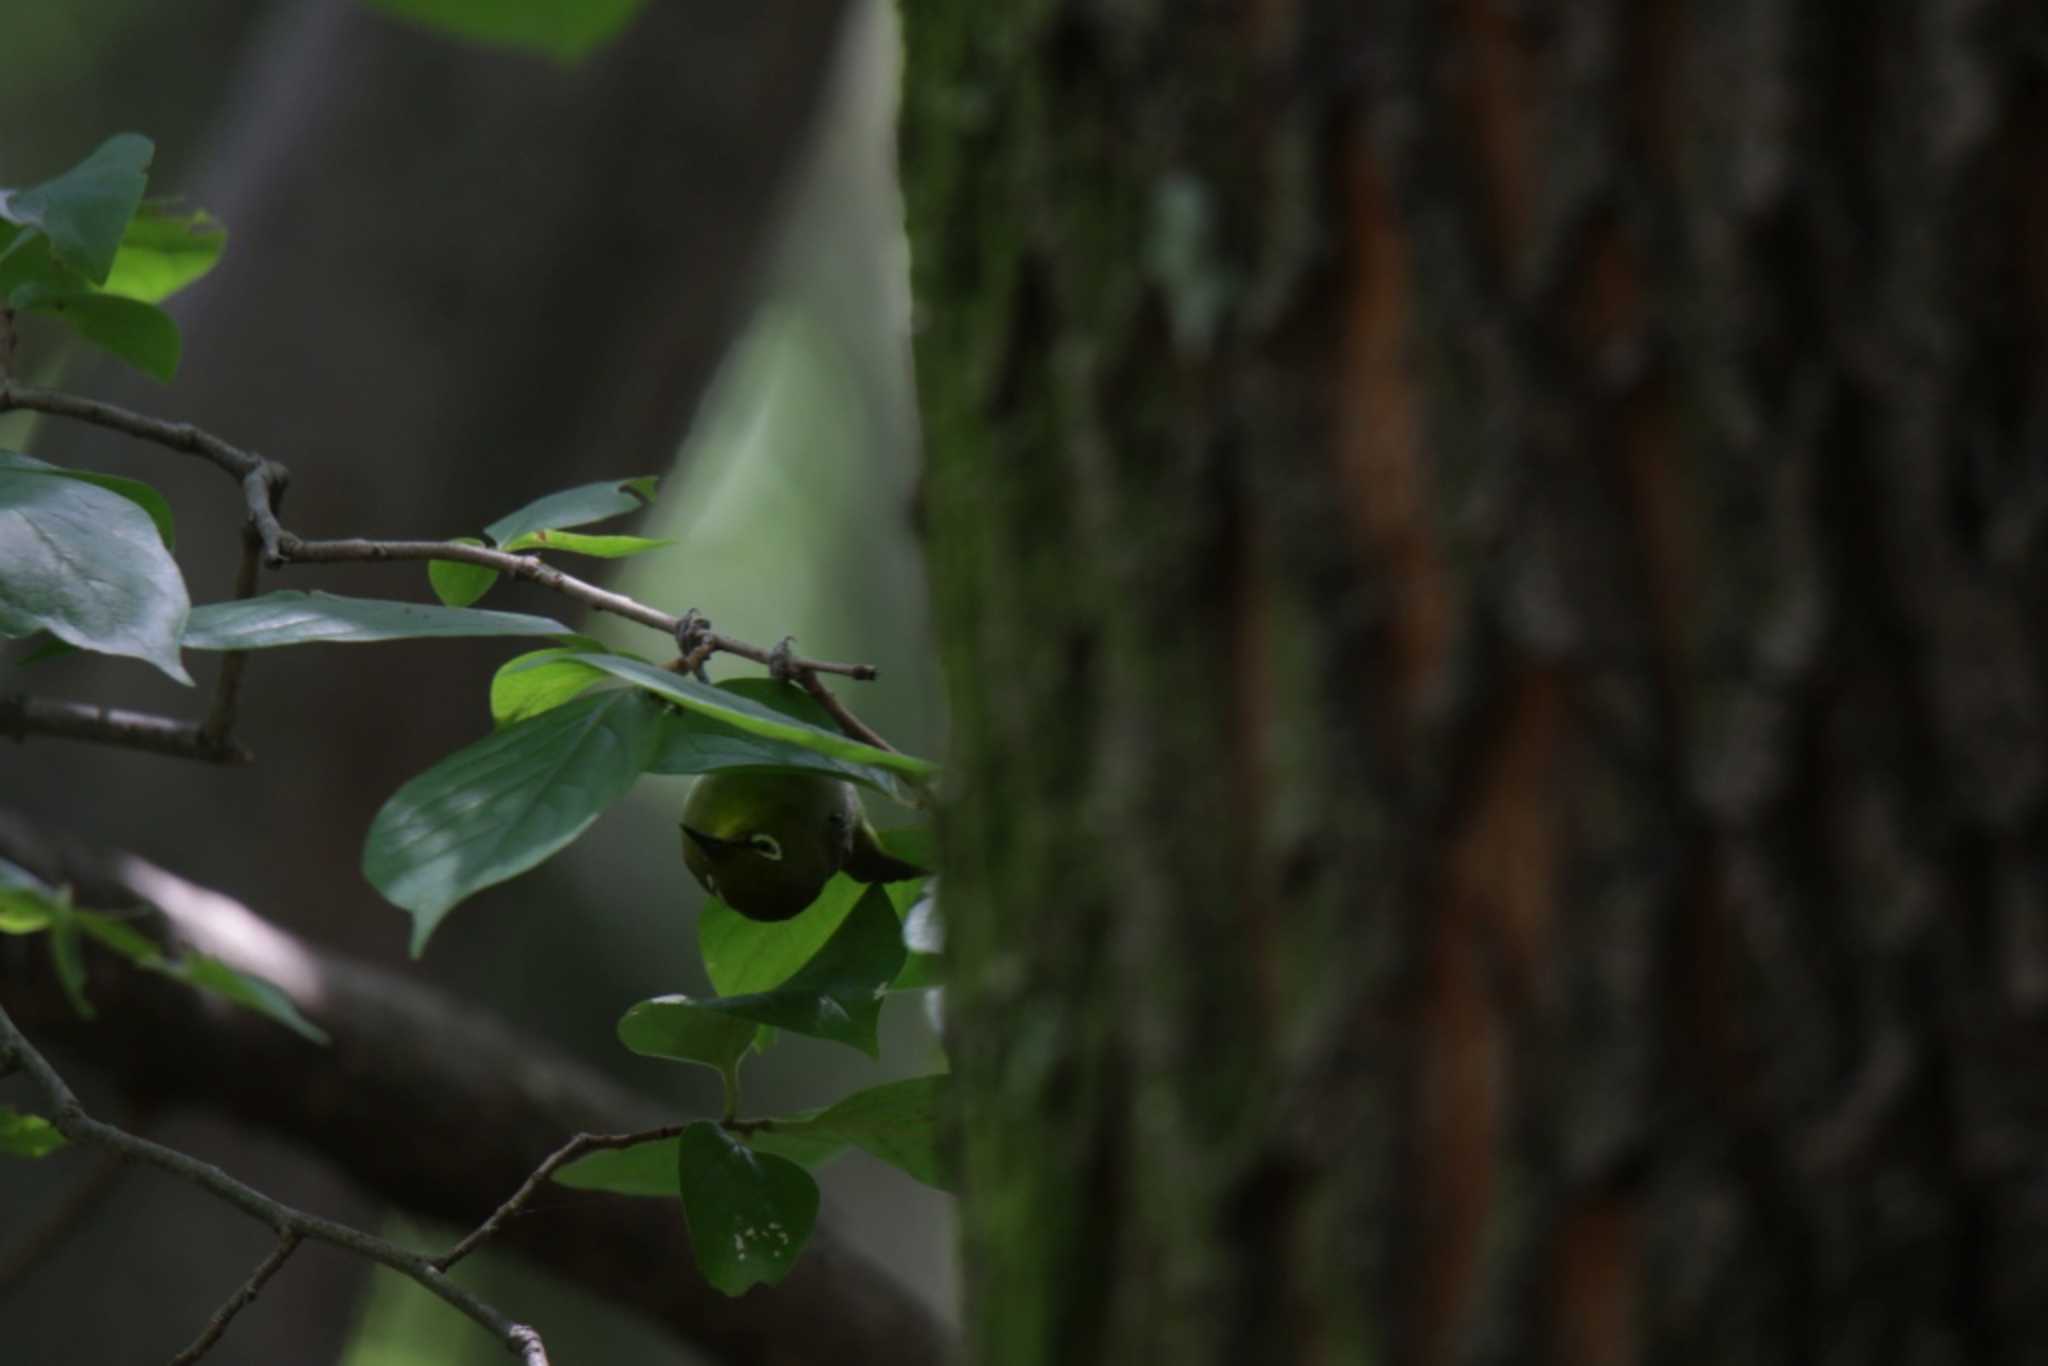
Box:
[679,771,924,922]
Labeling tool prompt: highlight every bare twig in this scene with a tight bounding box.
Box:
[438,1113,794,1275]
[0,696,252,765]
[0,1004,550,1365]
[435,1122,691,1273]
[198,531,264,752]
[166,1231,302,1366]
[793,671,897,751]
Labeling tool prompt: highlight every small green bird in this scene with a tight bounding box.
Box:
[680,770,924,922]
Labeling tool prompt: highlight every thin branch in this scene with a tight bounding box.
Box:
[199,532,264,751]
[437,1113,795,1275]
[0,1004,549,1365]
[166,1231,302,1366]
[274,535,881,680]
[436,1122,691,1272]
[0,696,252,765]
[794,671,896,750]
[0,385,900,753]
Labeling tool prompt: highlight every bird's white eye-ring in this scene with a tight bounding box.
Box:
[748,834,784,861]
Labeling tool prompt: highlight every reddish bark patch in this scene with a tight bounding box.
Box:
[1337,137,1451,715]
[1554,1192,1640,1366]
[1417,669,1565,1366]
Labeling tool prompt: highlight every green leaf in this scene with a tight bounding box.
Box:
[0,1107,66,1159]
[0,465,191,683]
[489,647,609,726]
[427,537,498,607]
[0,859,65,935]
[501,529,669,559]
[617,995,757,1081]
[0,134,152,283]
[11,285,181,381]
[693,885,905,1057]
[701,832,934,999]
[580,653,937,782]
[676,1121,818,1295]
[100,205,226,303]
[169,955,329,1045]
[364,689,662,954]
[0,451,173,547]
[646,704,921,805]
[360,0,644,62]
[699,874,869,996]
[742,1123,850,1171]
[553,1137,682,1197]
[183,591,569,650]
[483,477,658,547]
[48,915,92,1018]
[760,1076,951,1190]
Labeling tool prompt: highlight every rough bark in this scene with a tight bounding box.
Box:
[902,2,2048,1363]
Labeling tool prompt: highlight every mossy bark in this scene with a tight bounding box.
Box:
[902,3,2048,1363]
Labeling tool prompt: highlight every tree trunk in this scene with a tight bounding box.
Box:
[902,3,2048,1363]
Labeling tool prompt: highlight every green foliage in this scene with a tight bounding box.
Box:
[0,135,224,379]
[0,455,191,682]
[580,653,938,783]
[182,591,571,650]
[425,477,662,605]
[488,644,610,725]
[363,689,664,954]
[675,1122,819,1296]
[0,133,151,282]
[749,1075,952,1190]
[0,450,175,546]
[0,1106,66,1159]
[359,0,645,63]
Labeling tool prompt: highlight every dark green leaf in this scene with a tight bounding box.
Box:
[581,653,937,782]
[646,708,920,805]
[693,885,905,1057]
[0,1107,66,1159]
[553,1137,681,1197]
[676,1121,818,1295]
[13,284,180,381]
[701,832,935,999]
[360,0,644,62]
[699,874,869,996]
[364,689,661,954]
[489,647,608,726]
[48,916,92,1018]
[617,994,757,1080]
[183,591,569,650]
[483,477,658,546]
[69,908,162,965]
[742,1123,849,1171]
[0,466,191,682]
[501,529,669,559]
[0,452,174,548]
[761,1076,951,1189]
[100,205,226,303]
[171,955,329,1045]
[0,134,152,283]
[427,537,498,607]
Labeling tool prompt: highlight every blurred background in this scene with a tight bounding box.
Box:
[0,1,953,1360]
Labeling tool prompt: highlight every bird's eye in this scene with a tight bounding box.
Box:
[748,834,784,861]
[827,812,849,830]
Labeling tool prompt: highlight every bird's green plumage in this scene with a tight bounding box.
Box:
[680,771,923,921]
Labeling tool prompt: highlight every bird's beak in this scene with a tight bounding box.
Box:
[680,825,727,854]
